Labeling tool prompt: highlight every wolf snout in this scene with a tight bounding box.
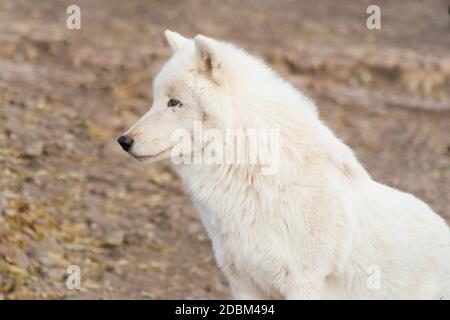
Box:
[117,135,134,152]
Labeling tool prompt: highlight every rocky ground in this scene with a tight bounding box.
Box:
[0,0,449,299]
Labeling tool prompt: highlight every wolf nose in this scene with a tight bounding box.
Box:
[117,135,134,152]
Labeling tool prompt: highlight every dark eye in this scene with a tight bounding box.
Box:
[167,98,182,108]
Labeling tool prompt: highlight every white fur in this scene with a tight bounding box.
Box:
[122,31,450,299]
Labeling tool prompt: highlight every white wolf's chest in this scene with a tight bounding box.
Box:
[196,200,290,296]
[175,161,351,296]
[180,166,297,296]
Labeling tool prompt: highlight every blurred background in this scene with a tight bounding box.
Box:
[0,0,449,299]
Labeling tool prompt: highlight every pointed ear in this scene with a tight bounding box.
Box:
[194,34,223,83]
[164,30,189,53]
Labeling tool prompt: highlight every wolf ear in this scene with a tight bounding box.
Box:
[164,30,189,53]
[194,35,223,83]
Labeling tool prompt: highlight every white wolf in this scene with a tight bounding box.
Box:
[118,30,450,299]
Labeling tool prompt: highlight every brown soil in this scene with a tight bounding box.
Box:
[0,0,449,299]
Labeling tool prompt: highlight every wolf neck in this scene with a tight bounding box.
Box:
[173,114,370,235]
[174,69,370,229]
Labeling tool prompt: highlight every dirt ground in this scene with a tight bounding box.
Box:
[0,0,449,299]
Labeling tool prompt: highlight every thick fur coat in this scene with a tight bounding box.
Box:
[119,30,450,299]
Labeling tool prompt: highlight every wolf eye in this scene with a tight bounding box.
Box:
[167,98,182,108]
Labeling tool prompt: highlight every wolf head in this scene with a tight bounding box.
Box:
[118,30,241,162]
[118,30,316,167]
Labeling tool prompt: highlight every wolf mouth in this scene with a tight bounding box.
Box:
[132,147,172,162]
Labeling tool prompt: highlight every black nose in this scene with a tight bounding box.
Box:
[117,135,134,152]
